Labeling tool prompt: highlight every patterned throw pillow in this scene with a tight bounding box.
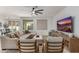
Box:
[14,32,20,38]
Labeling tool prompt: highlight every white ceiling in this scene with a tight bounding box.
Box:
[0,6,65,19]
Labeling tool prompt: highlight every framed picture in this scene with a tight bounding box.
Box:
[57,16,73,33]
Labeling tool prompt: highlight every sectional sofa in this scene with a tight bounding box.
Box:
[1,31,35,50]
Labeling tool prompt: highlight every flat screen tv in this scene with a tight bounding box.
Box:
[57,16,73,33]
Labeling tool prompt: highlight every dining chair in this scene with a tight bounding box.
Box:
[43,37,64,53]
[18,39,38,53]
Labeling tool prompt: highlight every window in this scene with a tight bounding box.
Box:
[23,20,33,30]
[37,20,47,30]
[8,21,20,32]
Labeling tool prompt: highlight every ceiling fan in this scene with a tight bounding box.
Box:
[32,6,44,15]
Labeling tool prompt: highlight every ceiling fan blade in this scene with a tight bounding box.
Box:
[35,13,38,15]
[36,11,43,14]
[36,9,44,11]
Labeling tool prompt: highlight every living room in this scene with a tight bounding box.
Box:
[0,6,79,53]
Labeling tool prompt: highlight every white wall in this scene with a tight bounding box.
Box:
[52,6,79,36]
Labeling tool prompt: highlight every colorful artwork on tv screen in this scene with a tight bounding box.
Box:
[57,16,73,33]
